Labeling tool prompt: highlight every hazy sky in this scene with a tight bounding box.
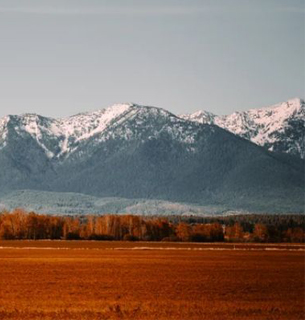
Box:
[0,0,304,118]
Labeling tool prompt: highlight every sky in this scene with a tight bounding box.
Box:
[0,0,304,118]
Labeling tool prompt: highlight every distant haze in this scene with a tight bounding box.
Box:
[0,0,304,118]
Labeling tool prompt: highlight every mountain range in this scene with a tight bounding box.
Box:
[0,98,304,214]
[181,98,304,159]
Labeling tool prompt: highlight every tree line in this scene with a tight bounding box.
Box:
[0,209,304,242]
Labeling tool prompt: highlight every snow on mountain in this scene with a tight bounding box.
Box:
[0,104,141,158]
[59,103,131,140]
[1,98,303,160]
[0,101,304,213]
[180,110,216,125]
[0,116,9,150]
[180,98,305,158]
[0,103,200,160]
[56,103,135,156]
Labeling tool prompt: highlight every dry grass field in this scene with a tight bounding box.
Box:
[0,241,304,320]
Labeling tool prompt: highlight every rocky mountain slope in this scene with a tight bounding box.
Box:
[180,98,305,159]
[0,102,304,213]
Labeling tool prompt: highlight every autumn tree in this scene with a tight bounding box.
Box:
[175,222,192,241]
[225,223,244,242]
[284,228,305,243]
[253,224,269,242]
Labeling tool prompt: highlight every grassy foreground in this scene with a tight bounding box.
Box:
[0,241,304,320]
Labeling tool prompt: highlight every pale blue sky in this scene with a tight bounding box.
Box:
[0,0,304,118]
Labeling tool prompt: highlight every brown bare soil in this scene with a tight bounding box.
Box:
[0,241,304,320]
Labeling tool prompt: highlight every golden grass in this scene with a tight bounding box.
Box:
[0,241,304,320]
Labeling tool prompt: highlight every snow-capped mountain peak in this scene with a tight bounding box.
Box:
[181,110,216,124]
[181,98,305,158]
[59,103,133,141]
[0,103,196,160]
[0,98,304,160]
[0,103,136,158]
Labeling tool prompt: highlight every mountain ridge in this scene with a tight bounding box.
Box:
[180,98,305,158]
[0,103,188,160]
[0,99,304,214]
[2,98,303,159]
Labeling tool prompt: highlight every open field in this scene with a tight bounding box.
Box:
[0,241,304,320]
